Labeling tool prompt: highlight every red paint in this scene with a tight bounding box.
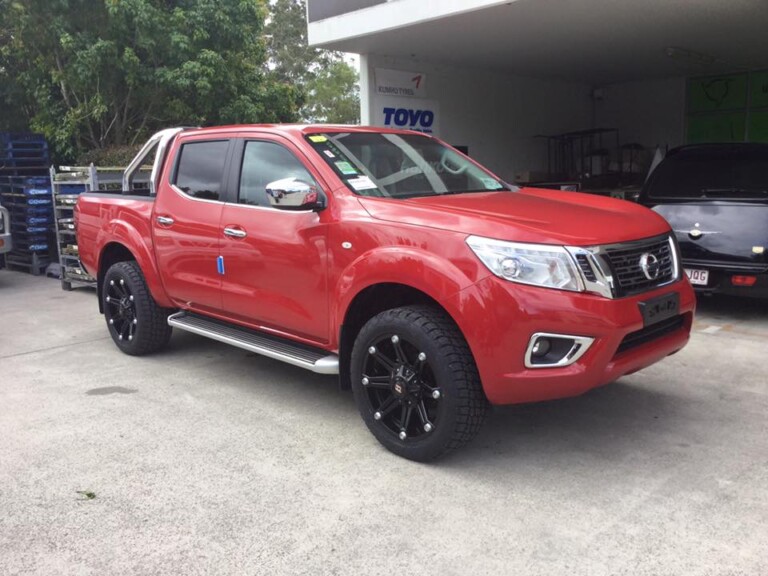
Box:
[76,124,695,405]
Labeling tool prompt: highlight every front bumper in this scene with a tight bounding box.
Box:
[446,275,696,405]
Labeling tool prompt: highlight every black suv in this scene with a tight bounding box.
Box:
[639,143,768,298]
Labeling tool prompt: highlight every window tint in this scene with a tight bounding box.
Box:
[174,140,229,201]
[239,141,316,207]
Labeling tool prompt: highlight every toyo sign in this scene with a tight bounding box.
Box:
[382,107,435,130]
[374,97,440,135]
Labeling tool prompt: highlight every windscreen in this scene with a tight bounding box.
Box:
[646,146,768,201]
[305,132,510,198]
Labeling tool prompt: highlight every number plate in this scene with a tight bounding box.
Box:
[639,292,680,327]
[685,268,709,286]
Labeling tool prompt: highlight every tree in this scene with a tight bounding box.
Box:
[266,0,359,124]
[0,0,302,160]
[0,0,30,131]
[303,60,360,124]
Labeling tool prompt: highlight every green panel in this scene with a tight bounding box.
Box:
[750,71,768,108]
[748,109,768,142]
[687,112,746,143]
[688,74,748,113]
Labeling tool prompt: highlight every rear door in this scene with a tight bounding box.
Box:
[153,135,233,313]
[217,134,331,343]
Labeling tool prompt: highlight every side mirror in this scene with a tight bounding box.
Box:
[265,178,326,211]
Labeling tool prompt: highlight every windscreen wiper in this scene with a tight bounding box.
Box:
[701,187,768,197]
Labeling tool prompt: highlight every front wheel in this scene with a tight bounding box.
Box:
[103,261,173,356]
[351,306,487,461]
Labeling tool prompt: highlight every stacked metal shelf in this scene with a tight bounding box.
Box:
[52,165,150,290]
[0,132,53,273]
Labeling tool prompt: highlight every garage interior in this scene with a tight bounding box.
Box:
[308,0,768,195]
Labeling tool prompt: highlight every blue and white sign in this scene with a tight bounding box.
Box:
[374,96,440,135]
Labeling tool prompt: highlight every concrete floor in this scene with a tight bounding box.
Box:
[1,269,766,576]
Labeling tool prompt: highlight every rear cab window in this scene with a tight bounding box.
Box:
[645,146,768,202]
[173,140,230,201]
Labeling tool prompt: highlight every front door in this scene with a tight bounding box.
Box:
[153,136,231,313]
[218,137,330,343]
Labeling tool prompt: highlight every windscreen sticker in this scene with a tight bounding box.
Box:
[481,178,504,190]
[323,150,336,158]
[334,161,359,175]
[308,135,328,143]
[347,176,378,191]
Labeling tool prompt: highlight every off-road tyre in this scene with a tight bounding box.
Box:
[351,305,487,461]
[103,261,173,356]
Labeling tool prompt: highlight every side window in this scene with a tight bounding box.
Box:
[239,141,316,207]
[174,140,229,201]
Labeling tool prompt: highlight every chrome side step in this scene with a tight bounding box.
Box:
[167,312,339,375]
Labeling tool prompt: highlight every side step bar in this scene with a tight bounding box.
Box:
[167,312,339,375]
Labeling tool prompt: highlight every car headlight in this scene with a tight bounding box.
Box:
[466,235,584,292]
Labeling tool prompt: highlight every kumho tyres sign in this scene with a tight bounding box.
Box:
[373,68,439,135]
[375,68,427,98]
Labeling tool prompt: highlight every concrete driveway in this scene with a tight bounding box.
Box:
[1,269,766,576]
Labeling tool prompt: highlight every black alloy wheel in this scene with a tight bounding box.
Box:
[105,275,138,344]
[351,306,487,461]
[361,332,441,441]
[103,261,173,356]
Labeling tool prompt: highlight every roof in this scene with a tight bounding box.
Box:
[181,124,434,138]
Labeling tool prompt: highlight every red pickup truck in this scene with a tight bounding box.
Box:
[76,125,695,461]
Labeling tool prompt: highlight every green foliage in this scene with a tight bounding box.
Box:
[266,0,359,124]
[0,0,359,162]
[303,59,360,124]
[1,0,302,161]
[78,144,143,166]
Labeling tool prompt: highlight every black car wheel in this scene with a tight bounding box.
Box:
[351,305,487,461]
[103,261,173,356]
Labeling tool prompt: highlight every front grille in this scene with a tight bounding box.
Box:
[616,315,684,354]
[604,236,676,297]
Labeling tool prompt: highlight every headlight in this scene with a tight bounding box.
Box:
[466,235,584,292]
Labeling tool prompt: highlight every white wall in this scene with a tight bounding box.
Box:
[362,54,592,182]
[595,77,686,152]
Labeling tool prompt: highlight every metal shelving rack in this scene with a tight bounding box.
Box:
[51,165,150,291]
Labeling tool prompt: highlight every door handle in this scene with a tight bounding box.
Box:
[223,227,247,239]
[156,216,174,226]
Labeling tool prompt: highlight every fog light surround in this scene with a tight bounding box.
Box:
[524,333,595,369]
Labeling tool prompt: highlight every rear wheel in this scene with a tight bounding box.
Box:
[103,261,172,356]
[351,305,487,461]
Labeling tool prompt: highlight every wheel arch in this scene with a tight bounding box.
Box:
[96,240,170,313]
[338,282,471,391]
